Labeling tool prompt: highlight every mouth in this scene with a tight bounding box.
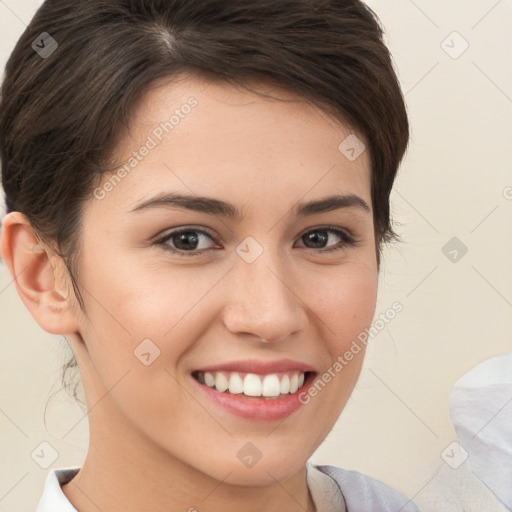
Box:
[191,370,316,400]
[190,358,318,420]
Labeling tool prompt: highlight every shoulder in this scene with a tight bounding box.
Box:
[315,464,423,512]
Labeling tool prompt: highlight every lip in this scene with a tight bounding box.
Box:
[193,358,316,375]
[190,368,317,422]
[191,358,318,421]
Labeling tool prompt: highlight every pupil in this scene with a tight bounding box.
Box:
[176,231,198,250]
[305,230,327,249]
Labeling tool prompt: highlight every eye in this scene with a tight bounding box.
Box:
[155,227,218,257]
[295,226,357,253]
[154,225,358,258]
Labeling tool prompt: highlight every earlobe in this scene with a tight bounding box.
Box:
[0,212,80,335]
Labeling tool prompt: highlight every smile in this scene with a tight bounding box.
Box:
[190,358,317,420]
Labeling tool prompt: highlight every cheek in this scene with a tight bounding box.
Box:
[304,262,377,392]
[75,258,224,388]
[80,247,210,335]
[288,263,377,446]
[306,261,378,346]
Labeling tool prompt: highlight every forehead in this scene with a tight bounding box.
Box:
[93,73,372,219]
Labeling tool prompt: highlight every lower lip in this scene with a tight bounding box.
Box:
[191,372,316,421]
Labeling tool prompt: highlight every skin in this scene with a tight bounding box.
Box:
[1,73,378,512]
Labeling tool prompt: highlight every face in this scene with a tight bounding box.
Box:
[67,73,378,485]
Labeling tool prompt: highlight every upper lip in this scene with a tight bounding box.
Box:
[194,358,316,375]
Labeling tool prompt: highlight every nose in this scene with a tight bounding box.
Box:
[221,244,307,344]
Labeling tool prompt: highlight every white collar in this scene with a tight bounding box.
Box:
[35,467,80,512]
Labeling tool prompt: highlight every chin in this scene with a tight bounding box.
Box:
[205,450,308,487]
[225,464,304,487]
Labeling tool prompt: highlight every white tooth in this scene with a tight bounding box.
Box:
[243,373,262,396]
[262,374,281,397]
[215,372,229,392]
[298,372,305,388]
[228,373,244,394]
[289,373,299,393]
[204,372,215,388]
[280,374,290,394]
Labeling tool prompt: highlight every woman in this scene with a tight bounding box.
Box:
[0,1,419,510]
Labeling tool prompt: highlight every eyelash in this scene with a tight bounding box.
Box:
[154,226,359,258]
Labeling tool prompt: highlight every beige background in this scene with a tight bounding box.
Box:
[1,1,511,511]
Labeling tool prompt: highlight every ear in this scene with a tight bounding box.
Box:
[1,212,80,335]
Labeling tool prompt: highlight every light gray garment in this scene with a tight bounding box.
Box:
[448,352,512,509]
[307,461,423,512]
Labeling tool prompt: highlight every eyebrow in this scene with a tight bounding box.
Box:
[128,192,370,220]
